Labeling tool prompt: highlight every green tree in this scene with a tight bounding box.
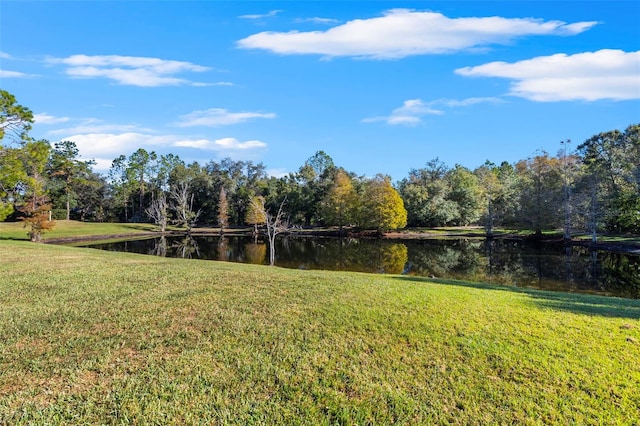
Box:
[360,175,407,231]
[296,151,336,225]
[515,152,563,235]
[398,159,458,227]
[577,124,640,233]
[48,140,95,220]
[0,89,33,144]
[0,90,34,220]
[447,164,483,226]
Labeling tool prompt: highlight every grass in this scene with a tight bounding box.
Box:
[0,220,159,241]
[1,240,639,424]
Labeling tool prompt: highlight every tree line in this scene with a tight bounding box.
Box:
[1,89,639,241]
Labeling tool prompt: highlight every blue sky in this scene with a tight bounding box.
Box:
[1,1,639,180]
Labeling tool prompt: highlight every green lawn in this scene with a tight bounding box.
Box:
[1,240,638,424]
[0,220,159,241]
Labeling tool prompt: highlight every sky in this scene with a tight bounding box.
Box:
[1,1,639,181]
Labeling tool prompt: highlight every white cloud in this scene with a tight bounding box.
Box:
[238,9,597,59]
[435,97,505,107]
[48,120,152,136]
[62,132,175,158]
[295,17,341,25]
[0,70,34,78]
[175,108,277,127]
[363,99,443,125]
[174,137,267,151]
[55,131,268,171]
[455,49,640,101]
[267,168,289,178]
[0,51,12,59]
[34,113,71,125]
[363,97,504,125]
[49,54,214,87]
[240,10,283,19]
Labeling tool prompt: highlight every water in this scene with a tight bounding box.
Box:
[79,235,640,299]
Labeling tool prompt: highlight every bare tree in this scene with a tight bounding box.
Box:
[250,196,288,266]
[146,192,168,232]
[218,186,229,235]
[171,182,201,233]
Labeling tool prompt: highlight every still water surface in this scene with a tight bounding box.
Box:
[81,235,640,299]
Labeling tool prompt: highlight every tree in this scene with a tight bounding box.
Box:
[17,140,55,241]
[249,196,288,266]
[48,140,95,220]
[246,195,267,238]
[0,90,34,220]
[398,159,457,227]
[0,89,33,144]
[320,169,358,231]
[127,148,158,221]
[360,175,407,232]
[515,152,563,235]
[577,124,640,233]
[171,181,200,232]
[296,151,336,225]
[146,192,168,232]
[217,186,229,234]
[447,164,483,226]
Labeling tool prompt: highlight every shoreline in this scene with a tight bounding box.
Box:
[43,227,640,255]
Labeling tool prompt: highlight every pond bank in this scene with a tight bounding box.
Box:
[43,226,640,255]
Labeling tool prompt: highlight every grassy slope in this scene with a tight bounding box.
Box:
[0,220,158,241]
[1,241,639,424]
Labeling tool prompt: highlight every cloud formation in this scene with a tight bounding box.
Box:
[295,17,341,25]
[240,10,282,20]
[363,97,503,125]
[363,99,442,125]
[34,113,71,125]
[49,54,214,87]
[0,70,33,78]
[456,49,640,101]
[175,108,277,127]
[56,130,268,171]
[174,137,267,151]
[238,9,597,59]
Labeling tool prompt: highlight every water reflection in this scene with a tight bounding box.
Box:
[171,234,200,259]
[82,236,639,299]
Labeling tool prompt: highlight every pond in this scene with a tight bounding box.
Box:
[78,235,640,299]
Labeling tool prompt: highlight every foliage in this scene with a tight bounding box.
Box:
[245,195,267,237]
[514,152,564,235]
[447,164,483,226]
[48,140,96,221]
[1,91,638,236]
[360,175,407,231]
[577,124,640,233]
[17,193,55,242]
[320,169,358,228]
[0,89,33,144]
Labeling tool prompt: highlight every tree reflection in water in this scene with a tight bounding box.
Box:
[84,236,639,298]
[244,242,267,265]
[172,234,200,259]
